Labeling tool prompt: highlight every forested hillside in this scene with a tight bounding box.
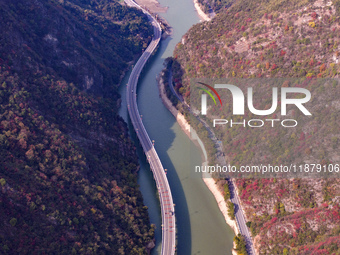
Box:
[171,0,340,254]
[0,0,155,254]
[197,0,233,13]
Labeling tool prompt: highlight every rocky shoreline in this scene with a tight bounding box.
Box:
[193,0,211,21]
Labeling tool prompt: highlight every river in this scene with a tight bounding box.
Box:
[118,0,235,254]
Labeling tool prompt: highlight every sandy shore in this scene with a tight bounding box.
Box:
[158,72,238,255]
[193,0,211,21]
[203,174,239,255]
[134,0,168,13]
[202,173,240,235]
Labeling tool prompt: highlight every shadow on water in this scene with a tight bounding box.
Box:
[119,38,192,254]
[128,111,192,255]
[131,39,192,255]
[119,1,235,254]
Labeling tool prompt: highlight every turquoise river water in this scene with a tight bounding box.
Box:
[118,0,235,254]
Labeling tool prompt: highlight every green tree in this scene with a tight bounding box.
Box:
[224,183,231,200]
[10,218,17,227]
[227,201,235,220]
[0,178,6,186]
[234,234,248,255]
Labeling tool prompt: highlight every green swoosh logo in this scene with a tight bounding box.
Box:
[198,87,217,105]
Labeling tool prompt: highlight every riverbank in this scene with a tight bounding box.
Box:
[158,71,238,255]
[193,0,211,21]
[134,0,168,13]
[157,73,191,137]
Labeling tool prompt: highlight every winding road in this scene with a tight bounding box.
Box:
[124,1,176,255]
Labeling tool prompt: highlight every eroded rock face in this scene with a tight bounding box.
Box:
[146,239,156,254]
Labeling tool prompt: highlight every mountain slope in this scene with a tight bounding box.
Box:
[171,0,340,254]
[0,0,155,254]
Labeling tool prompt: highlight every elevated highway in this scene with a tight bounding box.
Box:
[124,1,176,254]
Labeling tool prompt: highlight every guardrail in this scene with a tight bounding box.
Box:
[124,1,176,255]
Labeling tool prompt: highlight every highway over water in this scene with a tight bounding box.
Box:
[124,1,176,254]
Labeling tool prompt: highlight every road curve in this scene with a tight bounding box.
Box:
[124,1,176,255]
